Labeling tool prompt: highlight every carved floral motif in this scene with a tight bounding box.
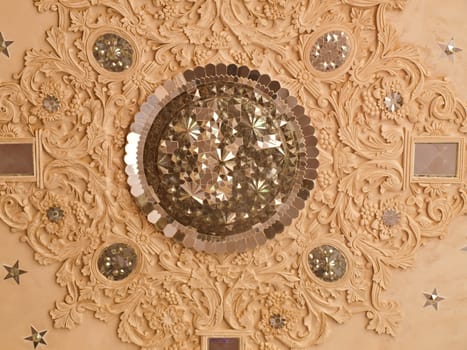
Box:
[0,0,466,349]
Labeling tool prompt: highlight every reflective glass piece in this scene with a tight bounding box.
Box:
[47,206,64,223]
[308,245,347,282]
[43,95,61,113]
[208,337,240,350]
[310,31,350,72]
[0,143,34,176]
[413,142,458,177]
[269,314,286,329]
[92,33,133,72]
[97,243,137,281]
[382,209,400,227]
[144,82,299,236]
[384,92,403,112]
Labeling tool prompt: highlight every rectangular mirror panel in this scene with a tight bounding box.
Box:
[413,142,458,177]
[0,143,34,176]
[208,337,240,350]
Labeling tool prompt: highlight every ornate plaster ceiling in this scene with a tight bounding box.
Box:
[0,0,466,349]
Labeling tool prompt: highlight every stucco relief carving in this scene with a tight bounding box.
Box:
[0,0,466,349]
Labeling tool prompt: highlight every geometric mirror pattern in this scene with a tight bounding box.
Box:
[125,64,318,253]
[309,31,351,72]
[307,244,347,282]
[97,242,138,281]
[92,33,134,73]
[0,0,466,349]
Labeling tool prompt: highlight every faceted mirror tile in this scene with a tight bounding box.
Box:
[3,260,27,285]
[43,95,61,113]
[444,38,461,55]
[208,337,240,350]
[414,143,458,177]
[0,143,34,176]
[97,243,137,281]
[144,82,300,236]
[47,206,64,222]
[0,32,13,58]
[269,314,286,329]
[439,37,463,62]
[310,31,351,72]
[92,33,133,72]
[423,288,445,310]
[24,326,47,349]
[384,92,403,112]
[308,245,347,282]
[382,209,400,227]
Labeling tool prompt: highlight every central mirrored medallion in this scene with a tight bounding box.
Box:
[125,64,319,253]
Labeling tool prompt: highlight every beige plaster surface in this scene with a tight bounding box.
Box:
[387,0,467,102]
[0,220,137,350]
[317,215,467,350]
[0,1,55,82]
[0,1,466,349]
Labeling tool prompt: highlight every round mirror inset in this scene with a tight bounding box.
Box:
[308,245,347,282]
[92,33,134,72]
[146,82,300,236]
[384,92,403,112]
[309,31,351,72]
[269,314,287,329]
[43,95,61,113]
[47,206,64,223]
[97,243,137,281]
[125,64,319,253]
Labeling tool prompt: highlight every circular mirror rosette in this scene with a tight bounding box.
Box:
[125,64,319,253]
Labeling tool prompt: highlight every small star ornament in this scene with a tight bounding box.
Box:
[439,37,463,62]
[0,32,13,57]
[3,260,27,284]
[423,288,445,310]
[24,326,47,349]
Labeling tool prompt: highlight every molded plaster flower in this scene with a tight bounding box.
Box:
[31,80,68,122]
[37,192,75,237]
[258,291,298,336]
[362,75,420,123]
[360,198,405,241]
